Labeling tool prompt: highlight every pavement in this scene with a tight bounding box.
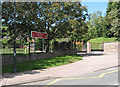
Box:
[1,51,119,86]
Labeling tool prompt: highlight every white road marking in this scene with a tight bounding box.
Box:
[113,83,118,85]
[107,68,118,71]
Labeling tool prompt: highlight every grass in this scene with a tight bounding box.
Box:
[76,44,82,51]
[0,48,40,55]
[91,43,103,50]
[2,55,82,74]
[88,37,117,43]
[88,37,118,50]
[1,48,27,54]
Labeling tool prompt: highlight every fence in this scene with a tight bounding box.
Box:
[1,42,54,55]
[2,40,88,55]
[91,42,104,51]
[73,42,87,52]
[1,41,76,55]
[1,44,30,55]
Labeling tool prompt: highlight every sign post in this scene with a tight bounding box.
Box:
[42,39,44,52]
[31,31,47,53]
[34,38,36,53]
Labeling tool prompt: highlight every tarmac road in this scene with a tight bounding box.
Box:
[20,67,119,86]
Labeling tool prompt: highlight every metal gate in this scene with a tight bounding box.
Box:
[91,42,104,51]
[74,42,87,52]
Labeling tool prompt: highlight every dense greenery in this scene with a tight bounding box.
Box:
[2,2,88,50]
[88,37,117,43]
[85,1,119,41]
[1,48,40,55]
[105,1,120,38]
[88,37,117,50]
[1,1,119,49]
[3,55,82,73]
[86,11,105,39]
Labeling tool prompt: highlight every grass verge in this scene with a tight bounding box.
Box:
[1,48,41,56]
[2,55,82,74]
[88,37,117,43]
[88,37,118,50]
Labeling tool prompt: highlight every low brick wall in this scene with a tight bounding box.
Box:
[2,50,77,66]
[104,42,119,52]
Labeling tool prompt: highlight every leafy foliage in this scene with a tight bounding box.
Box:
[85,1,120,40]
[2,2,88,49]
[105,1,120,38]
[88,37,117,43]
[87,11,105,39]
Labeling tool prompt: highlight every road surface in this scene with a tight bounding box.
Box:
[18,67,119,86]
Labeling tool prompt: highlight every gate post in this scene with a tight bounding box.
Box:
[102,43,104,51]
[87,42,91,53]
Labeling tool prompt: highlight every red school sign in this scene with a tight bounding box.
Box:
[31,31,47,39]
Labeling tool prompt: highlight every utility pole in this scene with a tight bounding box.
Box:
[46,22,50,52]
[13,1,17,73]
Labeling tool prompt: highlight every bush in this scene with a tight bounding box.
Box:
[25,42,29,45]
[3,38,8,45]
[35,38,43,50]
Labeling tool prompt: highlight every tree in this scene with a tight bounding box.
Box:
[2,2,40,43]
[2,2,88,51]
[53,2,88,41]
[105,1,120,38]
[87,11,105,39]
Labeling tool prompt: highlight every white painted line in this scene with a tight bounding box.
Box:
[113,83,118,85]
[107,68,118,71]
